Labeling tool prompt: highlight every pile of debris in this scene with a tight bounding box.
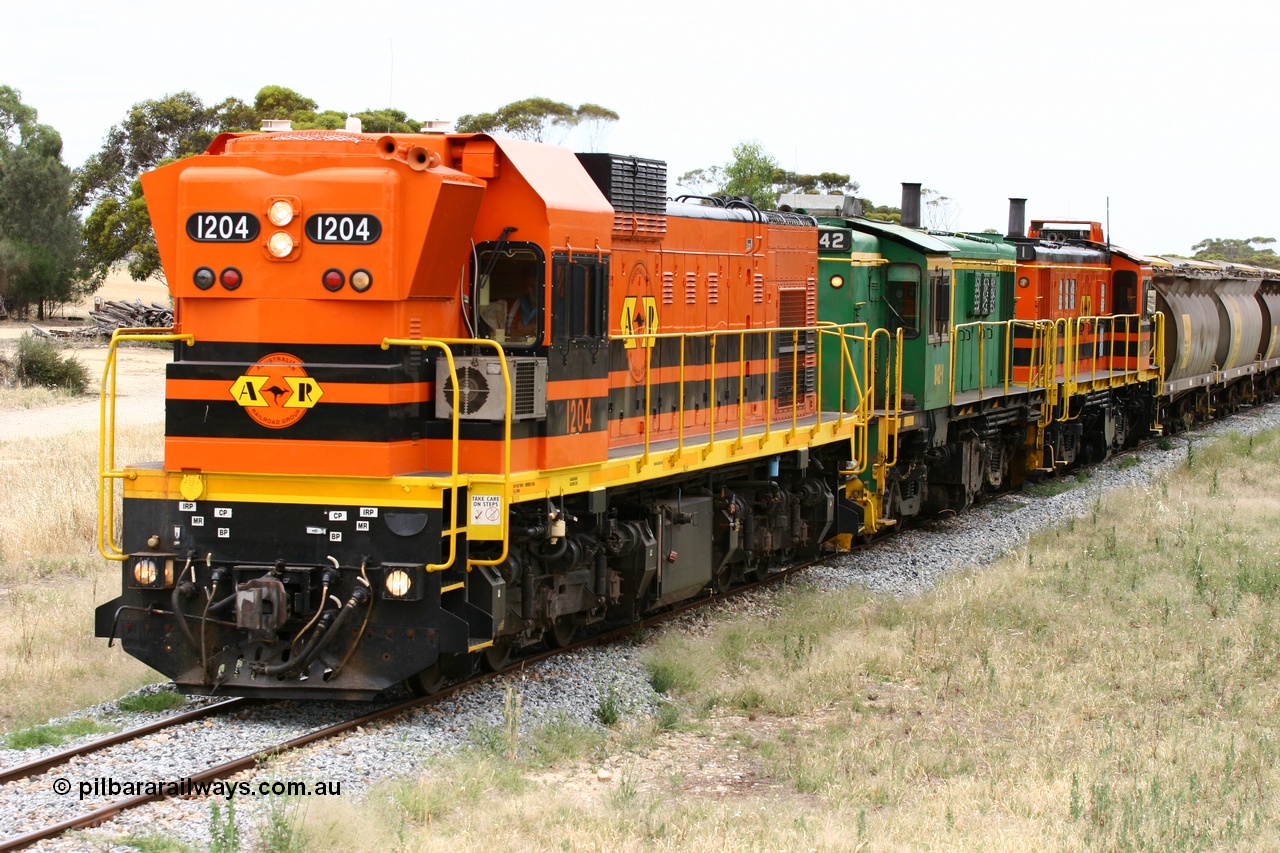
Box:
[89,298,174,330]
[29,299,175,341]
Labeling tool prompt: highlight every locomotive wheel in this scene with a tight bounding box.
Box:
[405,663,447,697]
[545,617,577,649]
[480,642,513,672]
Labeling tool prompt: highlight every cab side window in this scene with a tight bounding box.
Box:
[930,267,952,340]
[551,253,609,344]
[476,243,543,347]
[886,263,921,339]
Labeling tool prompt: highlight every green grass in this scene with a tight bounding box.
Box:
[113,833,194,853]
[5,717,113,750]
[630,425,1280,849]
[645,656,695,695]
[115,689,186,713]
[256,793,305,853]
[595,680,623,726]
[1026,473,1085,497]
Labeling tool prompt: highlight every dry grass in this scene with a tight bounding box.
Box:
[294,428,1280,852]
[0,382,84,412]
[0,424,165,729]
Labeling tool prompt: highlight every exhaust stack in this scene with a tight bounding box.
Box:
[900,182,922,229]
[1007,198,1027,239]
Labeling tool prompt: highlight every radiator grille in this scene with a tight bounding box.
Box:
[577,154,668,242]
[513,360,537,416]
[775,287,815,406]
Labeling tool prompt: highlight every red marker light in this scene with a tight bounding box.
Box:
[322,269,345,292]
[220,267,242,290]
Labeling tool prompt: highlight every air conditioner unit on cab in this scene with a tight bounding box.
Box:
[435,356,547,421]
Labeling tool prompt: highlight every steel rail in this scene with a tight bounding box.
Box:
[0,698,250,786]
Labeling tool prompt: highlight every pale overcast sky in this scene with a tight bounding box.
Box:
[5,0,1276,255]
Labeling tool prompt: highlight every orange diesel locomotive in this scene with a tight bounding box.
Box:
[94,130,870,698]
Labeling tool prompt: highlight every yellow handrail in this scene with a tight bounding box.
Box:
[98,328,194,562]
[381,337,512,572]
[815,321,873,477]
[671,336,687,463]
[626,321,868,464]
[815,321,872,428]
[734,330,747,451]
[704,335,718,458]
[1003,319,1053,395]
[1153,311,1166,390]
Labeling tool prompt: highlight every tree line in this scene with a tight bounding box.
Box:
[0,86,88,319]
[0,85,1274,321]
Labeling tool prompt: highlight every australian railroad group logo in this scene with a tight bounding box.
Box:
[229,352,324,429]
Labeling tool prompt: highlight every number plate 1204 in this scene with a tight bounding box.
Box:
[305,213,382,245]
[186,212,260,243]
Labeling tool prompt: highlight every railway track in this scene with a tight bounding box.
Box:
[0,699,250,788]
[0,559,813,852]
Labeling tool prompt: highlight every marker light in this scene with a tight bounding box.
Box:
[829,274,845,289]
[268,231,295,258]
[385,569,412,598]
[133,558,158,586]
[350,269,373,293]
[322,269,345,292]
[220,267,242,290]
[194,267,215,290]
[267,199,295,226]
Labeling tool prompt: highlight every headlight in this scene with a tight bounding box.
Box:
[268,199,295,226]
[129,556,174,588]
[350,269,372,293]
[268,231,295,258]
[829,274,845,289]
[133,558,158,586]
[385,569,412,598]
